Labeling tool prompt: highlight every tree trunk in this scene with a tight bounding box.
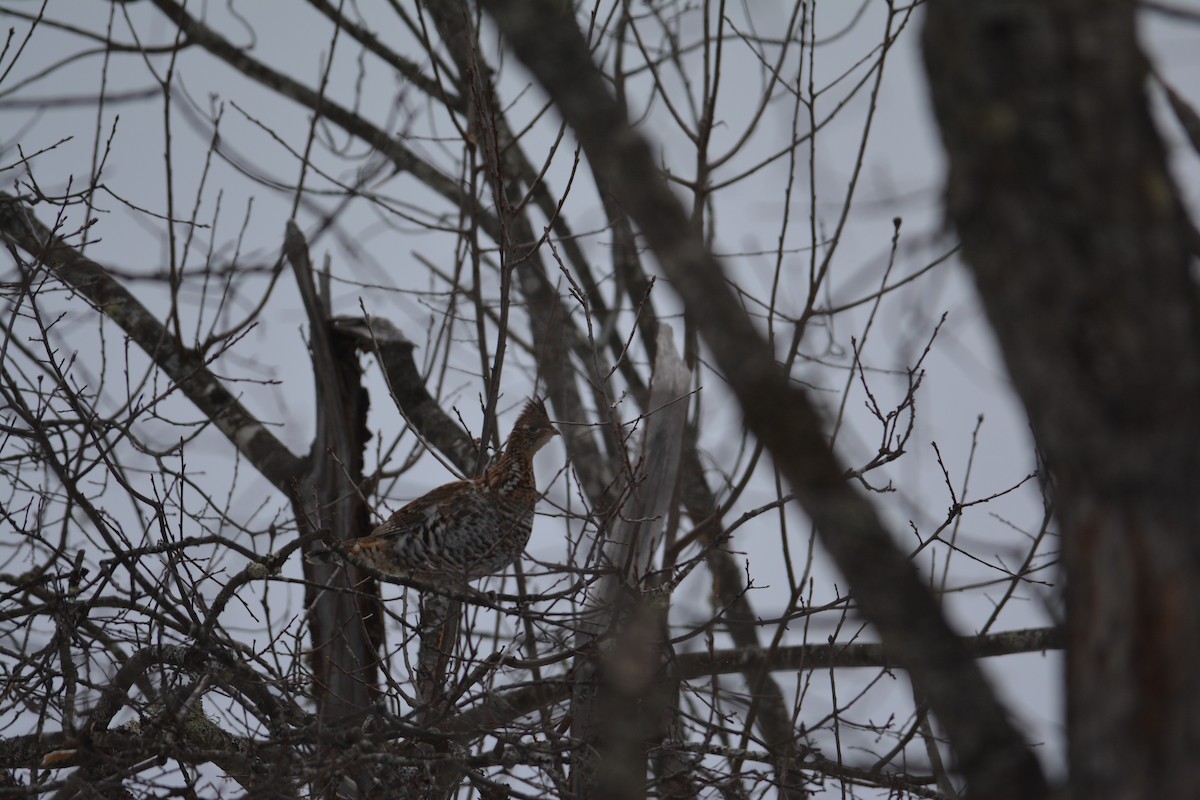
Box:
[922,2,1200,797]
[285,226,380,770]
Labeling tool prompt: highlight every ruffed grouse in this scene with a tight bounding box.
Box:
[344,398,559,582]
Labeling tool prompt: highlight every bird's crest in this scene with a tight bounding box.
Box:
[507,397,559,455]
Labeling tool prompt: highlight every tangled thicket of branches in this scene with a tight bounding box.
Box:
[7,1,1196,798]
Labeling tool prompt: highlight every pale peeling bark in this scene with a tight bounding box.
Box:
[571,327,693,800]
[922,3,1200,798]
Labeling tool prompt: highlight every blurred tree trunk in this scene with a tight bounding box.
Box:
[922,2,1200,797]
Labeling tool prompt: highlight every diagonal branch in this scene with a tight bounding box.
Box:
[0,193,305,491]
[330,315,476,473]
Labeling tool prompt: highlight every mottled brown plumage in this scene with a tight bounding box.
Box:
[345,399,558,582]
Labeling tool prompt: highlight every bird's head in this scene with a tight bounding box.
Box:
[509,397,560,455]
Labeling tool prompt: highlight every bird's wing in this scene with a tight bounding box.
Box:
[347,479,496,576]
[365,479,488,542]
